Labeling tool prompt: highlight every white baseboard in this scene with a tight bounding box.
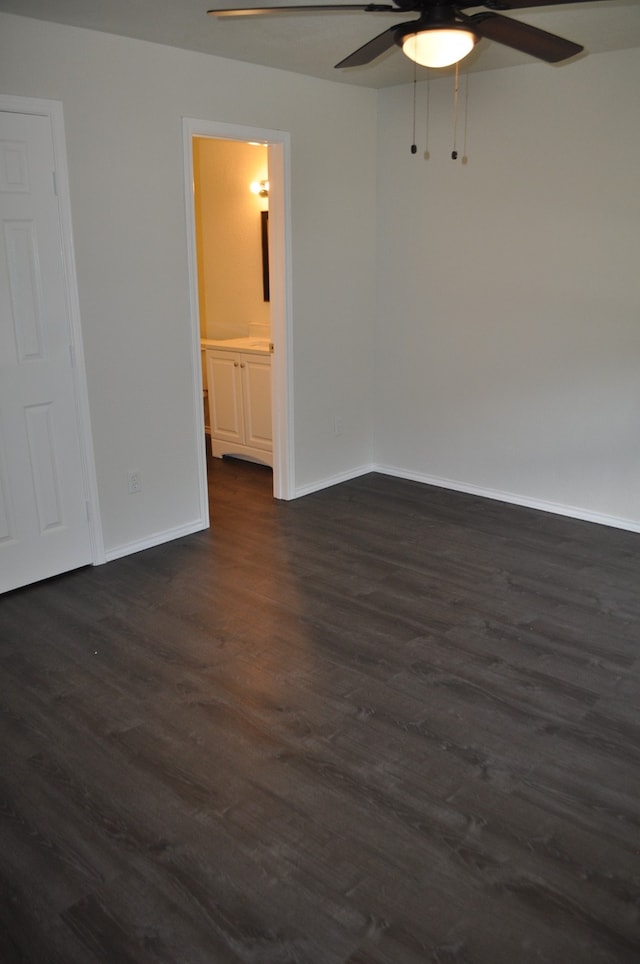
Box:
[103,519,208,563]
[294,463,375,498]
[102,460,640,566]
[375,462,640,534]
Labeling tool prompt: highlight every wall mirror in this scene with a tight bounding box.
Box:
[260,210,270,302]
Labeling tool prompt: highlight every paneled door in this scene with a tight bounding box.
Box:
[0,109,92,593]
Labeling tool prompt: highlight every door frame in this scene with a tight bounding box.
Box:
[182,118,294,510]
[0,94,104,565]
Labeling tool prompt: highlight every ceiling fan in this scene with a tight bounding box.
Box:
[207,0,598,70]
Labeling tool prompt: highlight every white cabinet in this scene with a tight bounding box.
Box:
[205,347,272,466]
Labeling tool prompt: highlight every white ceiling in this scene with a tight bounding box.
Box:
[2,0,639,87]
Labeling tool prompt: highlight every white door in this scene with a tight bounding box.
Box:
[0,109,92,593]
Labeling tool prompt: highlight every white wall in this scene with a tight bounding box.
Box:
[375,49,640,529]
[2,11,638,560]
[0,13,378,554]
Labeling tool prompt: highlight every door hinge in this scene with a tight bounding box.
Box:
[69,344,75,368]
[85,500,91,522]
[53,170,58,196]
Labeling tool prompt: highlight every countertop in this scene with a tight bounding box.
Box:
[201,337,272,355]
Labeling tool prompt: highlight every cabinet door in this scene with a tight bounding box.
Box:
[206,350,243,444]
[241,353,272,451]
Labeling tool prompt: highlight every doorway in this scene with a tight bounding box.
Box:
[182,119,294,522]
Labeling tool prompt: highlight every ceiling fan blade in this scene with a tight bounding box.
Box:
[468,12,583,61]
[208,4,394,16]
[335,22,407,67]
[467,0,603,9]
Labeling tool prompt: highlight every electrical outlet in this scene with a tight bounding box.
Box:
[127,470,142,494]
[334,416,343,437]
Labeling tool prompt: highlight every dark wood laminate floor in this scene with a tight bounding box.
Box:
[1,454,640,963]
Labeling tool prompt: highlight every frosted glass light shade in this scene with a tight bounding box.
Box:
[402,28,476,68]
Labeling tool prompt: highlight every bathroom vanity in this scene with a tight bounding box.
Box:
[202,337,272,467]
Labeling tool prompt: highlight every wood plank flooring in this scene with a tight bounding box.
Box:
[1,455,639,963]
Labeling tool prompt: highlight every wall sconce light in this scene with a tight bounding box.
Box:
[250,180,269,198]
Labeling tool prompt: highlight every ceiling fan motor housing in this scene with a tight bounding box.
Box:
[391,2,474,56]
[394,19,477,52]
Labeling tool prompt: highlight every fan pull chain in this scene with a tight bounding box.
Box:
[424,72,431,159]
[462,71,469,162]
[452,61,460,160]
[411,55,418,154]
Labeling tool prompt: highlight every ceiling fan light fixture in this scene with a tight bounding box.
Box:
[401,27,477,69]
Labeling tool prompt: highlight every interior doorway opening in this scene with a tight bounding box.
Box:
[194,137,274,476]
[183,119,293,529]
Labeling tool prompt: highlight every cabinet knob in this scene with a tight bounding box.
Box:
[240,362,245,368]
[234,361,239,367]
